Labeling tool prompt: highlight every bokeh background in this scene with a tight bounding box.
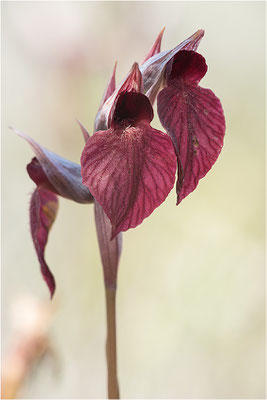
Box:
[2,1,265,399]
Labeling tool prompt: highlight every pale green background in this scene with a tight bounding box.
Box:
[2,1,265,399]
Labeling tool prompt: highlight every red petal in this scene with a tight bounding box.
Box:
[30,188,59,297]
[111,91,153,128]
[141,28,165,65]
[167,50,207,85]
[158,57,225,203]
[94,201,122,288]
[81,121,176,237]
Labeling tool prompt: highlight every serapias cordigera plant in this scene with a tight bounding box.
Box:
[13,28,225,399]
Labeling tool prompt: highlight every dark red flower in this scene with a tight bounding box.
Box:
[16,28,225,296]
[81,29,225,237]
[81,64,177,238]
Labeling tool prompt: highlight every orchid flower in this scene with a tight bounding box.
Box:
[15,28,225,399]
[81,29,225,238]
[81,63,177,239]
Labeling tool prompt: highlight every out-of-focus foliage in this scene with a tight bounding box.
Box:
[2,2,264,398]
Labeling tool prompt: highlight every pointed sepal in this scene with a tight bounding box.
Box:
[141,28,165,65]
[12,127,94,204]
[98,61,117,113]
[76,119,90,142]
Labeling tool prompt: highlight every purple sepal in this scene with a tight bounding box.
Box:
[141,28,165,65]
[13,127,93,204]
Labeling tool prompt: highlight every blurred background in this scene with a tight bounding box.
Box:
[2,1,265,399]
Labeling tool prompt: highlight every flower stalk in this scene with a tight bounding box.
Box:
[94,200,121,398]
[105,287,119,399]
